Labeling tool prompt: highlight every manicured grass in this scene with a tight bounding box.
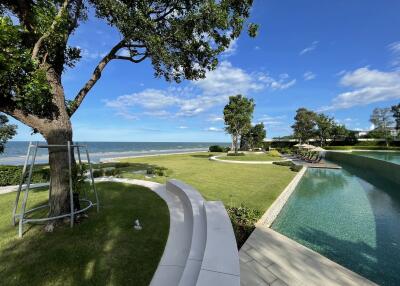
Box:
[217,152,283,161]
[119,152,296,211]
[0,182,169,286]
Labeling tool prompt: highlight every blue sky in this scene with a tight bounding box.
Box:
[10,0,400,142]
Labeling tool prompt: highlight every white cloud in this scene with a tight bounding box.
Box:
[205,127,223,132]
[303,71,316,81]
[254,46,261,51]
[388,41,400,69]
[299,41,318,56]
[207,115,224,122]
[222,38,238,57]
[258,115,286,126]
[106,61,296,119]
[257,73,296,90]
[193,61,263,96]
[77,46,106,60]
[321,67,400,110]
[178,126,188,129]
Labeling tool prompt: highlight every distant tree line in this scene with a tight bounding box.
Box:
[291,108,348,146]
[290,103,400,147]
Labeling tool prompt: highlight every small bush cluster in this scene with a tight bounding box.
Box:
[227,205,262,248]
[272,161,302,172]
[146,166,171,177]
[0,166,50,186]
[276,147,292,154]
[91,168,121,178]
[209,145,230,152]
[268,149,281,157]
[227,152,245,156]
[272,161,292,167]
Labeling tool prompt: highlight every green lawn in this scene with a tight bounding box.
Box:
[0,182,169,286]
[217,153,283,161]
[119,152,296,211]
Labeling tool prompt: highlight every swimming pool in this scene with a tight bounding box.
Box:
[352,151,400,165]
[272,166,400,285]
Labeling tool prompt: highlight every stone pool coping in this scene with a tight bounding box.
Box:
[256,166,307,227]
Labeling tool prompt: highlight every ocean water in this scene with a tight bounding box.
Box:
[0,141,228,165]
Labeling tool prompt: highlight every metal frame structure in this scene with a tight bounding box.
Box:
[12,141,100,237]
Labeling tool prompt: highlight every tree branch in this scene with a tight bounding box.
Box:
[31,0,70,60]
[69,40,126,116]
[0,107,46,132]
[114,53,148,63]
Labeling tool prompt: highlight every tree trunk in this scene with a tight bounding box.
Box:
[44,125,74,218]
[234,135,239,154]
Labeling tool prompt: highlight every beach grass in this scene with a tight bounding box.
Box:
[0,182,169,286]
[119,152,296,211]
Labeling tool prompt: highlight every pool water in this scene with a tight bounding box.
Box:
[352,151,400,165]
[272,166,400,286]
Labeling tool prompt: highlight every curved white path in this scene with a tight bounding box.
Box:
[209,155,291,165]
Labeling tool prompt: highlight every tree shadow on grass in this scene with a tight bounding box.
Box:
[0,182,169,286]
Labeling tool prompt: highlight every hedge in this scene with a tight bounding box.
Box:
[0,166,50,186]
[209,145,230,152]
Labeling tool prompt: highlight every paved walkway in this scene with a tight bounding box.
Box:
[240,226,377,286]
[209,155,291,165]
[0,182,50,195]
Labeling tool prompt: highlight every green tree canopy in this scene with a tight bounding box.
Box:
[0,0,257,218]
[240,122,266,150]
[370,107,395,146]
[391,103,400,132]
[291,108,317,143]
[223,94,254,153]
[0,114,17,153]
[315,113,335,146]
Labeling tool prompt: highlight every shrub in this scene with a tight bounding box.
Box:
[209,145,224,152]
[268,149,281,157]
[290,165,303,172]
[273,161,293,167]
[223,146,231,152]
[0,166,50,186]
[103,168,121,176]
[227,152,245,156]
[227,205,262,248]
[146,166,171,176]
[114,162,131,168]
[92,169,103,178]
[272,161,302,172]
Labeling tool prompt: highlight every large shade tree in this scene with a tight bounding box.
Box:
[392,103,400,133]
[291,108,316,143]
[315,113,335,146]
[240,122,266,150]
[0,0,256,220]
[370,107,395,146]
[223,94,254,153]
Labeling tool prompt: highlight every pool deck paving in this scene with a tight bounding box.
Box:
[239,226,377,286]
